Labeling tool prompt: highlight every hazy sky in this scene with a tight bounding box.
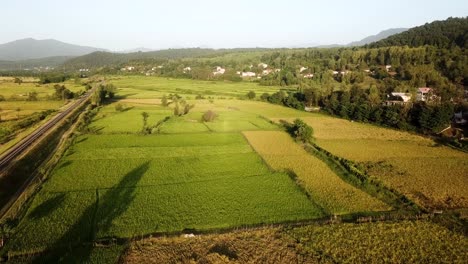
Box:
[2,0,467,50]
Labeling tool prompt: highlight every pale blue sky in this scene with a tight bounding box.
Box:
[2,0,467,50]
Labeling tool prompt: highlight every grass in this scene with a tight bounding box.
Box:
[7,132,323,256]
[288,115,468,210]
[242,131,391,214]
[0,101,64,120]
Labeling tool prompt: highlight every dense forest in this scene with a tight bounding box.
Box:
[368,17,468,49]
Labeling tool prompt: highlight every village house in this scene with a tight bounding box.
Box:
[384,92,412,106]
[241,71,256,77]
[303,73,314,78]
[213,66,226,75]
[258,63,268,69]
[121,66,135,71]
[183,67,191,73]
[300,67,308,73]
[385,65,392,72]
[416,87,433,102]
[262,69,272,75]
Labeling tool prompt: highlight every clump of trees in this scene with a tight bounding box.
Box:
[261,91,305,110]
[53,84,74,100]
[288,119,313,142]
[173,97,194,116]
[39,73,71,84]
[91,83,117,106]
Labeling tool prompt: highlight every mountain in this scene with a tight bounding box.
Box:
[347,28,408,47]
[368,17,468,48]
[0,38,106,61]
[61,48,269,69]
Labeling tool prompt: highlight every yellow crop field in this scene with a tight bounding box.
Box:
[276,116,468,209]
[242,131,391,214]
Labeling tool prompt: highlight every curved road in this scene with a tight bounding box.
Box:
[0,88,93,169]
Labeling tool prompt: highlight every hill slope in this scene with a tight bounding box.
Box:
[368,17,468,48]
[60,48,269,69]
[347,28,408,46]
[0,38,105,61]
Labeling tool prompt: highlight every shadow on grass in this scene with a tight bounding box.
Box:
[56,160,73,170]
[28,194,66,220]
[32,161,150,263]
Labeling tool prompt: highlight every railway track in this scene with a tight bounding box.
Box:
[0,88,93,170]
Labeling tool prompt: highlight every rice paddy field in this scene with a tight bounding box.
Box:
[123,220,467,264]
[243,131,391,214]
[274,115,468,210]
[107,76,293,99]
[6,99,328,257]
[3,76,467,262]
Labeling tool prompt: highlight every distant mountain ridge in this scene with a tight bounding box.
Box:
[0,38,106,61]
[312,28,408,48]
[347,28,408,47]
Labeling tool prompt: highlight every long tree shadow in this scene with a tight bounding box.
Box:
[33,161,150,263]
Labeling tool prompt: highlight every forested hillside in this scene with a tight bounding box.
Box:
[368,17,468,48]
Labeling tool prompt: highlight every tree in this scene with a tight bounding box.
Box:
[91,90,102,106]
[246,91,256,99]
[141,112,149,134]
[14,77,22,85]
[161,95,168,107]
[27,91,38,101]
[105,84,117,99]
[202,110,218,122]
[260,93,270,101]
[16,107,21,118]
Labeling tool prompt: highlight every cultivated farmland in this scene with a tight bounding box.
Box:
[3,77,467,262]
[243,131,391,214]
[107,76,292,99]
[287,115,468,210]
[123,220,468,264]
[6,102,325,256]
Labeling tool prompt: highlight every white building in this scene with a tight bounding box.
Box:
[258,63,268,69]
[262,69,272,75]
[303,73,314,78]
[241,72,256,77]
[183,67,192,73]
[213,66,226,75]
[300,67,308,73]
[385,65,392,72]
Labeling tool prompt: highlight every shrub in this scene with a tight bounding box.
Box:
[246,91,256,99]
[115,103,124,112]
[202,110,218,122]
